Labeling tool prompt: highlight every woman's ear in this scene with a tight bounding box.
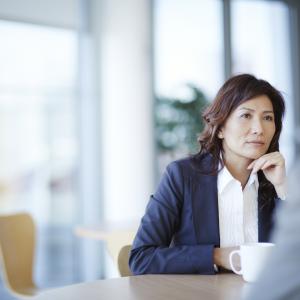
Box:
[217,130,224,139]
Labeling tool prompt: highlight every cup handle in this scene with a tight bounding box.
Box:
[229,250,242,275]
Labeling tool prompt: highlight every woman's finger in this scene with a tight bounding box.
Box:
[252,158,268,173]
[261,160,277,170]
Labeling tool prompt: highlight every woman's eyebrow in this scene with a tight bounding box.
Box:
[238,107,274,114]
[238,107,254,111]
[262,110,275,114]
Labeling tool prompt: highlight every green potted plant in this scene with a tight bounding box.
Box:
[155,84,209,160]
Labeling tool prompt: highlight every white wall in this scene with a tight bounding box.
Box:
[99,0,155,222]
[77,0,155,278]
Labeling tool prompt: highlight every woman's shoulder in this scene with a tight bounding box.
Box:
[166,153,213,175]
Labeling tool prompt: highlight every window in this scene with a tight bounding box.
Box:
[154,0,224,172]
[0,20,79,291]
[231,0,294,167]
[154,0,223,99]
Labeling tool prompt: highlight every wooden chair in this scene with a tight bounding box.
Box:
[0,212,42,298]
[117,245,132,277]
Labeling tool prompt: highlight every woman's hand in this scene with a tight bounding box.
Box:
[247,151,286,199]
[213,246,240,271]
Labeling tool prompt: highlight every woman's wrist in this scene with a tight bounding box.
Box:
[275,182,287,200]
[213,247,220,266]
[213,246,239,270]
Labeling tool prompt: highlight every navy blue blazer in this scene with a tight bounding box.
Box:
[129,154,278,275]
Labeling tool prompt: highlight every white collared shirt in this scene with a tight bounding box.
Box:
[217,166,259,247]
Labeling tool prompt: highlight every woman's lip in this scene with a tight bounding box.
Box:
[246,141,265,145]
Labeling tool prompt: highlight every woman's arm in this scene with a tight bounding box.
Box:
[129,161,216,275]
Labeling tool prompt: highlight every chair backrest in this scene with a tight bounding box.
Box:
[117,245,132,277]
[0,212,36,296]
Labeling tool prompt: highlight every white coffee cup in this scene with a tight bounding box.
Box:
[229,242,275,282]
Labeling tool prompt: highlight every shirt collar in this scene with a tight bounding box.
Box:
[246,171,259,191]
[218,164,259,194]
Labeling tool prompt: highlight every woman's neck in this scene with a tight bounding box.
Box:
[223,155,252,189]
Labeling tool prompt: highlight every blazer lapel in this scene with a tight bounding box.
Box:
[191,173,220,246]
[258,191,276,242]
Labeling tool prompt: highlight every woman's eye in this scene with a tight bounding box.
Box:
[264,115,274,121]
[241,113,251,119]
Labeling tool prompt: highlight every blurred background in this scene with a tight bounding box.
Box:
[0,0,299,299]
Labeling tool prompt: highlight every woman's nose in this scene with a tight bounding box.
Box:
[251,119,263,135]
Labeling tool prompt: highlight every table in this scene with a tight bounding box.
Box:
[33,274,249,300]
[74,223,136,242]
[74,222,137,262]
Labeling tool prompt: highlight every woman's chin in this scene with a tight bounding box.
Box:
[245,150,266,160]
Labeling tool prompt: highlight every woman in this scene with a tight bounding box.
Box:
[129,74,286,275]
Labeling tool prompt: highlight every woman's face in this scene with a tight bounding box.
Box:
[219,95,276,162]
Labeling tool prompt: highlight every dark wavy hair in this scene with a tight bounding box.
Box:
[193,73,285,202]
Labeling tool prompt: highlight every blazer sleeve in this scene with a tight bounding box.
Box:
[129,161,216,275]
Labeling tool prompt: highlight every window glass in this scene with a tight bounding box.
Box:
[0,20,79,292]
[231,0,294,167]
[154,0,223,172]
